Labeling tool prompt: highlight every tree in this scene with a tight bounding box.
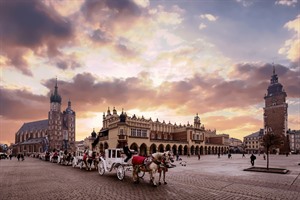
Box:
[261,132,284,169]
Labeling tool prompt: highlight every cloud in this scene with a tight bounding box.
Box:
[199,23,207,30]
[278,15,300,63]
[275,0,298,7]
[235,0,254,7]
[150,5,184,26]
[0,0,74,75]
[0,87,48,120]
[200,14,218,21]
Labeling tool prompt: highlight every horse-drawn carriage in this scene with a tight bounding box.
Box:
[98,148,174,186]
[77,149,99,171]
[98,148,134,180]
[72,150,84,168]
[57,150,73,166]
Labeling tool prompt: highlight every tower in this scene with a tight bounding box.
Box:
[48,78,63,150]
[62,99,76,150]
[263,65,288,153]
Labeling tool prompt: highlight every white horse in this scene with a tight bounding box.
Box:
[131,151,174,186]
[158,151,175,185]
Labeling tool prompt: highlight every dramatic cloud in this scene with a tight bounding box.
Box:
[275,0,298,7]
[278,15,300,64]
[1,1,299,145]
[0,0,74,75]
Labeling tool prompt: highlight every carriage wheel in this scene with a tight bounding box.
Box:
[98,161,105,175]
[137,170,145,178]
[117,165,125,181]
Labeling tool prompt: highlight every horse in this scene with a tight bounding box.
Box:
[158,152,175,185]
[83,150,97,171]
[131,151,174,187]
[62,151,73,165]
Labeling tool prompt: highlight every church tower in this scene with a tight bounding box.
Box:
[263,65,288,137]
[48,78,63,150]
[62,99,76,150]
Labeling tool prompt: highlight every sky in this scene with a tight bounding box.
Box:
[0,0,299,145]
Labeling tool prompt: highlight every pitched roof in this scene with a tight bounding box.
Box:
[244,129,264,138]
[17,119,48,135]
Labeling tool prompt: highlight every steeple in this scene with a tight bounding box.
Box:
[270,64,278,85]
[50,78,62,104]
[265,64,286,98]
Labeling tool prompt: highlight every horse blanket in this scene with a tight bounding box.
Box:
[132,156,146,165]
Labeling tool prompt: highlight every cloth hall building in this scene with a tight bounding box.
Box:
[94,107,229,156]
[13,80,76,154]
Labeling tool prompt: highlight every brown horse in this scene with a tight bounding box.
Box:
[132,151,174,186]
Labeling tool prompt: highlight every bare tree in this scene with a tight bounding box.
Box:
[261,131,284,169]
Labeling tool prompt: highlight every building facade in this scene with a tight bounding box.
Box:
[287,130,300,154]
[263,66,289,153]
[94,107,229,156]
[244,129,264,154]
[13,80,76,154]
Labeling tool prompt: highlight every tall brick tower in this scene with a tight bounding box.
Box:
[263,65,288,153]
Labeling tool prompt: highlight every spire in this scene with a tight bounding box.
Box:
[272,63,275,75]
[50,77,62,104]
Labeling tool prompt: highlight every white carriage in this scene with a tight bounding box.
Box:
[98,148,144,180]
[72,150,84,168]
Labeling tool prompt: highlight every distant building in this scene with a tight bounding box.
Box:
[287,130,300,154]
[93,108,229,156]
[83,129,99,152]
[244,129,264,154]
[263,65,289,153]
[13,80,76,154]
[229,138,243,153]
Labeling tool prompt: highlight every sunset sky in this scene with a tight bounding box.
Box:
[0,0,299,145]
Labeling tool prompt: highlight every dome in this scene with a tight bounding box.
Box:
[120,109,126,122]
[91,129,97,138]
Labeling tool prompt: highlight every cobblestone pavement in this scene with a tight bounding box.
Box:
[0,154,299,200]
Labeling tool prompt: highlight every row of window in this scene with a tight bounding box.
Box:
[131,129,147,137]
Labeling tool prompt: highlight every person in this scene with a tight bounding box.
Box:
[176,153,179,161]
[228,153,232,159]
[242,153,245,158]
[250,154,256,166]
[218,152,220,158]
[198,153,200,160]
[263,153,266,160]
[17,154,20,161]
[123,142,132,163]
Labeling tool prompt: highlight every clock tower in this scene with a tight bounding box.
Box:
[263,65,288,152]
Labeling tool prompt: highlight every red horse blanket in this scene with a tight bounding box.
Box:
[132,156,146,165]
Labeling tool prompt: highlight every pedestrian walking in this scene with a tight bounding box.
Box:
[17,154,20,161]
[242,153,245,158]
[263,153,266,160]
[218,152,220,158]
[198,153,200,160]
[250,154,256,166]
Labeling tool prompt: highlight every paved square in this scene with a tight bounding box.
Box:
[0,154,299,200]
